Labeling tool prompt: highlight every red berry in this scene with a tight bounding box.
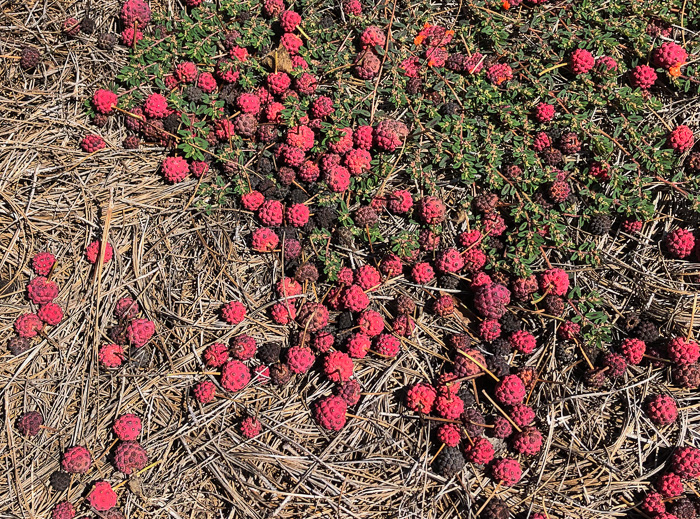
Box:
[93,89,118,114]
[175,61,198,83]
[240,416,262,438]
[222,301,246,325]
[620,338,646,365]
[80,134,106,152]
[645,394,678,426]
[570,48,595,75]
[671,446,700,479]
[374,333,400,357]
[85,240,113,264]
[490,457,522,486]
[665,229,695,259]
[538,268,569,296]
[126,318,155,347]
[113,441,148,474]
[230,334,257,361]
[144,93,169,119]
[87,480,118,511]
[193,380,215,403]
[342,285,370,312]
[287,345,315,374]
[405,383,437,414]
[52,501,75,519]
[465,437,495,465]
[667,337,700,365]
[653,42,688,69]
[474,283,511,319]
[656,472,683,498]
[510,404,535,427]
[99,344,124,368]
[61,446,91,473]
[161,156,190,183]
[204,343,228,367]
[533,102,555,122]
[14,313,43,338]
[667,125,695,154]
[251,227,279,252]
[511,426,543,455]
[494,375,526,405]
[220,360,251,391]
[27,276,58,305]
[113,413,142,441]
[313,395,347,431]
[630,65,657,89]
[32,252,56,276]
[16,411,43,437]
[323,351,354,383]
[509,330,536,354]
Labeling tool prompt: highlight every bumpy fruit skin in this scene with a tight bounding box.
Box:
[464,437,495,465]
[113,413,142,441]
[27,276,58,305]
[62,446,91,473]
[510,404,536,427]
[99,343,125,368]
[113,441,148,475]
[32,252,56,276]
[453,348,486,378]
[602,352,627,378]
[88,481,118,512]
[667,125,695,154]
[630,65,657,89]
[667,337,700,365]
[533,102,555,123]
[494,375,526,405]
[286,345,316,374]
[509,330,536,354]
[15,313,43,338]
[323,351,354,383]
[492,416,513,439]
[120,0,151,27]
[93,89,118,114]
[570,48,595,74]
[220,360,251,392]
[239,416,262,438]
[357,310,384,337]
[161,156,190,183]
[538,268,569,296]
[230,334,257,361]
[374,333,400,357]
[222,301,246,325]
[490,457,522,487]
[474,283,511,319]
[432,295,454,316]
[297,302,329,333]
[641,493,666,516]
[16,411,43,437]
[435,423,461,448]
[51,501,75,519]
[671,446,700,479]
[342,285,370,313]
[644,394,678,426]
[511,427,543,455]
[19,46,41,70]
[360,26,386,48]
[595,55,618,74]
[193,380,215,403]
[434,393,464,420]
[405,383,437,414]
[656,472,684,498]
[486,63,513,85]
[344,332,370,359]
[619,338,646,365]
[81,134,106,152]
[664,229,695,259]
[374,120,408,152]
[175,61,198,84]
[653,42,688,69]
[127,319,155,347]
[313,395,347,431]
[85,240,113,264]
[251,228,279,252]
[144,93,169,119]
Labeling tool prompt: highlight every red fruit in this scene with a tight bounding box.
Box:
[344,148,372,176]
[204,343,228,367]
[492,416,513,439]
[656,472,684,498]
[471,272,492,290]
[241,191,264,212]
[533,132,551,151]
[473,283,511,319]
[434,393,464,420]
[353,125,374,150]
[479,319,501,341]
[99,344,124,368]
[346,332,371,359]
[665,229,695,259]
[509,330,536,354]
[641,492,666,515]
[113,441,147,474]
[494,375,526,405]
[144,93,169,119]
[16,411,43,437]
[222,301,246,325]
[511,427,543,455]
[120,0,151,27]
[114,297,139,320]
[510,404,535,427]
[538,268,569,296]
[405,383,437,414]
[32,252,56,276]
[263,0,284,17]
[667,337,700,365]
[27,276,58,305]
[667,125,695,154]
[52,501,75,519]
[621,219,643,234]
[279,10,301,32]
[230,334,256,361]
[126,318,155,347]
[453,349,486,378]
[197,72,217,93]
[286,345,315,374]
[465,437,495,465]
[85,240,113,264]
[490,457,522,486]
[343,0,362,15]
[436,248,464,274]
[313,395,347,431]
[298,160,320,182]
[285,203,309,228]
[221,360,251,391]
[486,63,513,85]
[374,333,400,357]
[113,413,141,441]
[653,42,687,69]
[14,313,43,338]
[294,73,318,95]
[595,55,618,74]
[482,212,506,237]
[589,161,610,182]
[671,446,700,479]
[161,156,190,183]
[276,277,303,298]
[214,119,235,141]
[287,125,315,151]
[411,262,435,284]
[358,309,384,336]
[271,301,296,324]
[620,338,646,365]
[570,48,595,74]
[62,446,91,473]
[646,394,678,426]
[435,423,460,448]
[630,65,657,89]
[240,416,262,438]
[355,265,381,291]
[533,102,555,123]
[323,351,354,383]
[87,481,118,511]
[343,285,370,312]
[360,26,386,48]
[193,380,215,403]
[175,61,197,83]
[388,190,413,214]
[310,95,335,119]
[416,196,445,225]
[374,119,408,152]
[252,365,270,384]
[63,17,81,36]
[432,295,454,316]
[80,134,106,153]
[324,165,351,192]
[267,72,291,94]
[252,227,279,252]
[557,321,580,340]
[93,89,118,114]
[379,253,403,278]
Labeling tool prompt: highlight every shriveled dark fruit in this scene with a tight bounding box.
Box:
[499,313,521,334]
[687,152,700,172]
[589,215,612,235]
[461,407,485,437]
[432,447,465,477]
[441,102,461,115]
[489,338,511,357]
[319,14,335,29]
[439,275,460,290]
[49,470,71,492]
[395,294,415,315]
[258,343,281,364]
[580,342,601,365]
[532,192,553,210]
[295,262,319,283]
[555,345,576,364]
[482,497,510,519]
[486,355,510,378]
[80,18,96,34]
[93,113,109,128]
[406,77,423,95]
[163,113,180,133]
[184,85,202,103]
[97,33,117,50]
[584,368,607,389]
[621,313,640,332]
[257,156,273,175]
[473,193,499,214]
[542,148,563,166]
[287,189,308,205]
[269,363,292,386]
[503,164,522,180]
[543,295,565,316]
[8,336,31,355]
[673,364,700,389]
[669,498,696,519]
[19,47,40,70]
[558,132,582,154]
[354,206,378,227]
[336,311,354,330]
[336,227,355,247]
[487,237,504,251]
[632,320,659,343]
[457,385,476,407]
